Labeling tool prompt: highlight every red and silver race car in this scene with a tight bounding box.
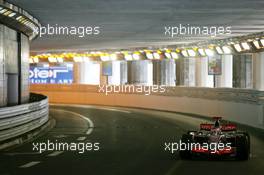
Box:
[179,117,250,160]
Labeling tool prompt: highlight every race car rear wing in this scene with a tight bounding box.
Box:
[200,123,237,131]
[221,124,237,131]
[200,124,213,131]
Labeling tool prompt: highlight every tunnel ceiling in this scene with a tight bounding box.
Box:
[7,0,264,52]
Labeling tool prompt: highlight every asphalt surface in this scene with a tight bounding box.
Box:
[0,105,264,175]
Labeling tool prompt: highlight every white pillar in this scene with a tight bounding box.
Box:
[215,55,233,88]
[253,52,264,90]
[108,61,121,85]
[179,58,196,86]
[153,60,176,86]
[127,60,153,85]
[79,61,100,85]
[73,62,81,84]
[120,61,128,85]
[195,57,214,87]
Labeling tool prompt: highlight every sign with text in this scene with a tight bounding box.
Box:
[29,66,73,84]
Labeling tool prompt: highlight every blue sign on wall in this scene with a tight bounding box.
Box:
[102,61,112,76]
[29,65,73,84]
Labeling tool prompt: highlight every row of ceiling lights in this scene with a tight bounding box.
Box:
[30,37,264,63]
[0,5,40,38]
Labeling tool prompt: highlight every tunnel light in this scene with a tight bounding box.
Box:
[100,55,110,61]
[73,57,83,62]
[48,57,57,63]
[222,46,232,54]
[241,42,250,50]
[187,50,196,57]
[110,54,117,61]
[90,51,96,55]
[57,57,64,63]
[164,52,172,59]
[181,50,189,57]
[83,56,91,62]
[16,16,22,21]
[153,52,160,59]
[171,52,178,59]
[3,10,12,16]
[24,21,30,25]
[124,54,133,61]
[0,9,7,14]
[234,44,242,52]
[16,16,23,21]
[205,49,214,57]
[133,53,140,60]
[19,18,25,23]
[253,40,261,49]
[29,58,33,64]
[8,12,16,17]
[260,39,264,47]
[42,63,49,68]
[198,49,206,56]
[146,52,154,60]
[20,19,27,24]
[33,57,39,63]
[215,47,223,54]
[21,19,28,24]
[95,51,102,55]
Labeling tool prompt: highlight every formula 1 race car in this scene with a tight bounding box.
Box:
[179,117,250,160]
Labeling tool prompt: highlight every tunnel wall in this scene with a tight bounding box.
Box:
[30,84,264,129]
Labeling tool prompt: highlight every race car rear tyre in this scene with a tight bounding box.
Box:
[236,133,250,160]
[179,134,192,160]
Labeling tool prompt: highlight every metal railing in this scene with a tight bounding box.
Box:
[30,84,264,105]
[0,93,49,142]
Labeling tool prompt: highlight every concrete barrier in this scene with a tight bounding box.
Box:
[30,84,264,129]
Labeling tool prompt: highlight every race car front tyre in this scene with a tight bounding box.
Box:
[236,133,250,160]
[179,134,192,160]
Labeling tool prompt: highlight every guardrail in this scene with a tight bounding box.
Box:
[164,87,264,105]
[30,84,264,129]
[0,93,49,142]
[30,84,264,105]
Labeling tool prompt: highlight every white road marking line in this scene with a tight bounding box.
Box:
[165,161,182,175]
[77,136,86,141]
[51,109,94,135]
[19,161,41,168]
[99,107,131,113]
[53,134,67,138]
[5,152,41,156]
[86,128,93,135]
[50,104,131,114]
[47,151,64,157]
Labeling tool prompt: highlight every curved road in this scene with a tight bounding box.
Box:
[0,105,264,175]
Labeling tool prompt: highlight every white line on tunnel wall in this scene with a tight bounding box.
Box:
[77,136,86,141]
[5,152,41,156]
[51,109,94,135]
[19,161,41,168]
[47,151,64,157]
